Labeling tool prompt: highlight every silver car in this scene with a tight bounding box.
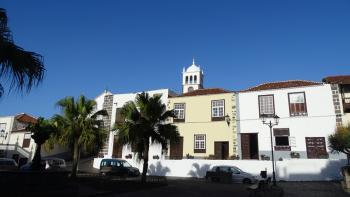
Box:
[208,165,258,184]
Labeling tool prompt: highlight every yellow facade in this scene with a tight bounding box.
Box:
[168,92,237,158]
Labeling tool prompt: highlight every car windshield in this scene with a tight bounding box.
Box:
[121,161,132,167]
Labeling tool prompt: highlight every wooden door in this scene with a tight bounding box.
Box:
[170,137,183,159]
[305,137,327,159]
[214,142,222,159]
[112,141,123,158]
[214,141,229,159]
[222,142,229,160]
[241,134,251,159]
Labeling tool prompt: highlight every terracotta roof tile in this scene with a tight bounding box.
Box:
[242,80,322,92]
[176,88,233,97]
[15,113,37,124]
[322,75,350,84]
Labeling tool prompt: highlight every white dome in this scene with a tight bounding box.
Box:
[186,59,201,72]
[186,64,200,72]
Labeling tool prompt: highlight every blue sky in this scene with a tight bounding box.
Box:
[1,0,350,118]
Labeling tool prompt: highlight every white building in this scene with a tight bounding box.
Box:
[0,113,68,165]
[94,89,177,160]
[0,113,36,164]
[237,80,346,160]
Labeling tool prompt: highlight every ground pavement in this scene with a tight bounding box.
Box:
[103,178,349,197]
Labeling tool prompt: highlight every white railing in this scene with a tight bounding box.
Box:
[0,144,32,158]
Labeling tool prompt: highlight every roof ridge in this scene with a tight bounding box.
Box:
[242,80,322,92]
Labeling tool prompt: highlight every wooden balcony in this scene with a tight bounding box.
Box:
[343,97,350,113]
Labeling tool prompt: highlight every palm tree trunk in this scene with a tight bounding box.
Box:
[141,142,149,183]
[32,143,42,170]
[71,141,79,178]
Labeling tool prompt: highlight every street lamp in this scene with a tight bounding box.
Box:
[261,114,279,186]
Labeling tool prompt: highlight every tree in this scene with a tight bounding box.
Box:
[0,8,45,97]
[27,117,56,170]
[52,95,107,178]
[328,124,350,164]
[115,92,180,183]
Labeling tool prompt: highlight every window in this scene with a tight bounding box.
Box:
[115,108,124,123]
[185,76,188,84]
[22,133,31,148]
[273,128,291,151]
[173,103,185,122]
[259,95,275,117]
[190,76,193,84]
[194,134,206,153]
[288,92,307,116]
[275,136,289,146]
[0,123,6,136]
[194,75,197,83]
[211,100,225,121]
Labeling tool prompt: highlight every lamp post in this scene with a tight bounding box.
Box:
[261,114,279,186]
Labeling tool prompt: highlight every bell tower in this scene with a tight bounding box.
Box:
[182,59,204,93]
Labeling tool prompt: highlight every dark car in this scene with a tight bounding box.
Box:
[100,158,140,177]
[0,158,18,171]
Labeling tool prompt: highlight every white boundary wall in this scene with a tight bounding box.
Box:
[93,158,347,181]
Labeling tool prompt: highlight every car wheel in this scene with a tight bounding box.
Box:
[243,178,251,184]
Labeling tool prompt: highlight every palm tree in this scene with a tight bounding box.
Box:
[0,8,44,97]
[27,117,57,170]
[115,92,180,183]
[329,124,350,164]
[52,95,107,178]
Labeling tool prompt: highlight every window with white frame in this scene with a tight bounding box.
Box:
[288,92,307,116]
[212,100,224,118]
[258,95,275,117]
[174,103,185,122]
[194,134,206,150]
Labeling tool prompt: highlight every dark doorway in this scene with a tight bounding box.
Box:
[214,141,229,159]
[112,139,123,158]
[241,133,259,159]
[170,137,183,159]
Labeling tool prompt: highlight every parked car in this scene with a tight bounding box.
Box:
[0,158,18,171]
[206,165,258,184]
[43,157,66,169]
[100,158,140,177]
[20,157,66,171]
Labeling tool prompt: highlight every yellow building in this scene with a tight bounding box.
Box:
[168,88,237,159]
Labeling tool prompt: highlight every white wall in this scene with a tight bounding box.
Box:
[0,116,14,144]
[237,84,344,159]
[93,158,347,181]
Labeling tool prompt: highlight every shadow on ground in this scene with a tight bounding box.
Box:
[0,171,166,197]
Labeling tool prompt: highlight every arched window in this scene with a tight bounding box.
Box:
[190,76,193,84]
[188,87,194,92]
[194,75,197,84]
[185,76,188,84]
